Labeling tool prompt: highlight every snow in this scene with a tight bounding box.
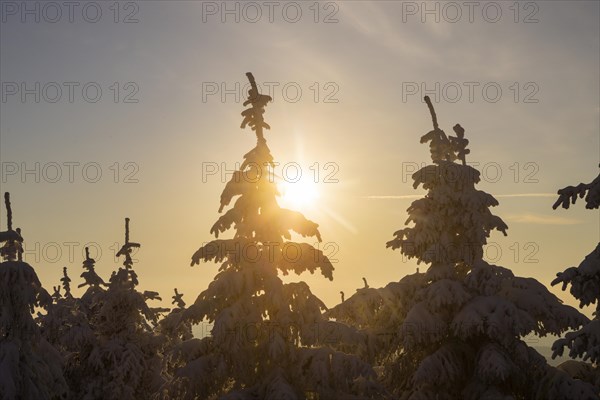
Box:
[2,89,599,399]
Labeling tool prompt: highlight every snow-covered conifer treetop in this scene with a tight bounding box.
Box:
[116,217,141,270]
[371,100,594,400]
[0,192,24,262]
[191,72,333,280]
[0,193,68,399]
[169,73,381,400]
[387,96,508,267]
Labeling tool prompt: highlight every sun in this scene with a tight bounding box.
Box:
[278,177,320,211]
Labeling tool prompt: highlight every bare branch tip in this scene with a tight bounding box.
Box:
[424,96,438,130]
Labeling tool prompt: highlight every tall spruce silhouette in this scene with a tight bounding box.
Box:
[162,73,382,400]
[0,193,68,399]
[331,98,597,399]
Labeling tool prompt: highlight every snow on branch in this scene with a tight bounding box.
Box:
[61,266,72,297]
[240,72,272,141]
[421,96,471,165]
[552,167,600,210]
[116,217,141,269]
[172,288,186,308]
[0,192,23,261]
[79,246,106,288]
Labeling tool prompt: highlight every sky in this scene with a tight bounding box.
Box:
[1,1,599,335]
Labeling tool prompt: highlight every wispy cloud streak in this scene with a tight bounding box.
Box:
[365,193,557,200]
[504,214,582,225]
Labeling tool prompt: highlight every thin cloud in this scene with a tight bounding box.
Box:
[365,193,557,200]
[495,193,557,198]
[365,195,423,199]
[504,214,582,225]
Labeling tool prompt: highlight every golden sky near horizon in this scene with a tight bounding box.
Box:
[1,1,599,337]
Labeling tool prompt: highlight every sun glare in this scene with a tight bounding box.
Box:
[278,177,320,211]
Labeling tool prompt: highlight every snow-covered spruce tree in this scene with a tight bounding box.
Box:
[158,288,192,345]
[156,289,194,389]
[68,218,167,400]
[162,73,381,400]
[0,192,68,399]
[551,168,600,391]
[38,266,95,359]
[326,277,400,334]
[326,274,424,375]
[380,97,597,399]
